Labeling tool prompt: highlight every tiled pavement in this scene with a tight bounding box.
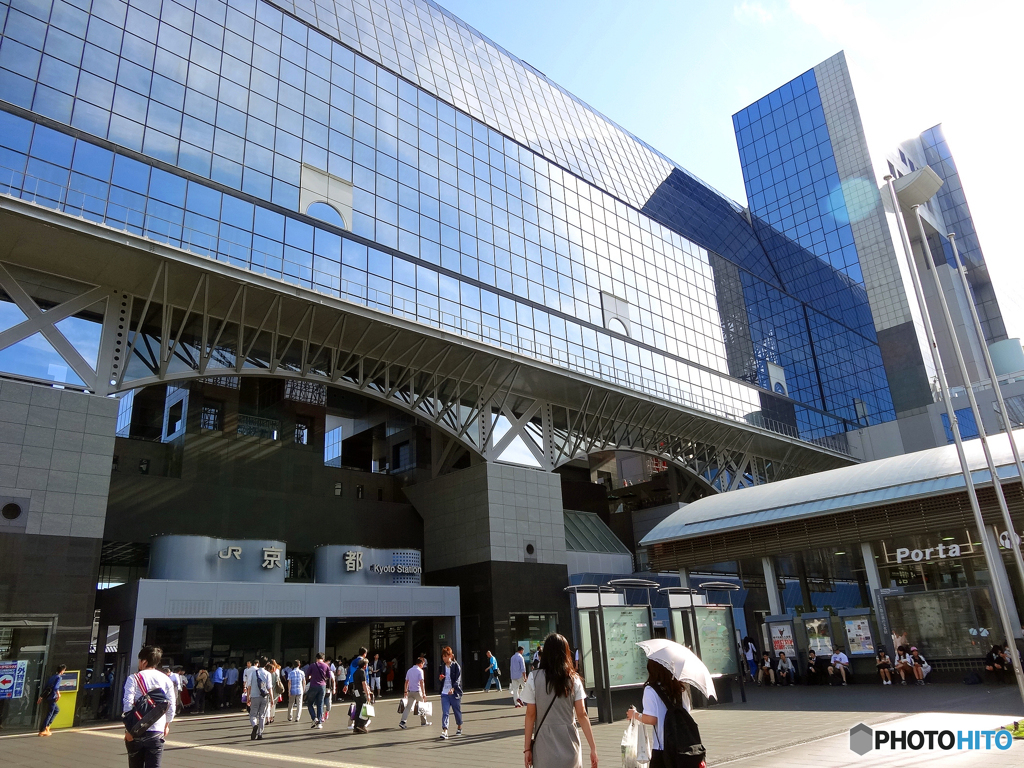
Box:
[2,684,1023,767]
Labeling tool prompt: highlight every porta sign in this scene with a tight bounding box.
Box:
[895,542,962,564]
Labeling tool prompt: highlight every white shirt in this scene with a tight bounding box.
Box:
[250,668,273,698]
[519,671,586,705]
[744,643,755,661]
[123,669,177,733]
[168,672,181,691]
[442,663,452,695]
[640,684,691,750]
[831,652,850,666]
[243,666,256,690]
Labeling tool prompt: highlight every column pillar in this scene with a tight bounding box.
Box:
[91,622,108,716]
[404,620,414,670]
[677,567,690,590]
[796,554,813,613]
[762,556,782,616]
[272,622,283,661]
[985,527,1024,640]
[315,616,326,654]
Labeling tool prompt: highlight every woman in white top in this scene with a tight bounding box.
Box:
[521,633,598,768]
[893,646,915,685]
[626,659,692,768]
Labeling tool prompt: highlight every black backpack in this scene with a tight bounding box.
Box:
[122,673,171,738]
[652,684,707,768]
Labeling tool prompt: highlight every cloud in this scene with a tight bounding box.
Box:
[734,2,773,24]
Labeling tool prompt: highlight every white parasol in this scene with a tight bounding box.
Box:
[636,638,716,700]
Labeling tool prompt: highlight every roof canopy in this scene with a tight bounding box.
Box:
[641,430,1024,546]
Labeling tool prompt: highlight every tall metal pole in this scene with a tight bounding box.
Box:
[910,207,1024,608]
[884,176,1024,705]
[948,231,1024,524]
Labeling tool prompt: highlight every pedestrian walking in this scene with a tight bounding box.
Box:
[438,646,463,740]
[509,646,528,707]
[248,662,273,740]
[399,656,430,729]
[370,653,383,698]
[304,652,331,728]
[323,659,335,722]
[268,661,283,723]
[122,646,176,767]
[742,636,758,682]
[483,650,502,692]
[351,658,373,734]
[625,656,693,768]
[286,660,306,722]
[36,664,65,736]
[387,658,396,693]
[522,633,598,768]
[212,663,225,708]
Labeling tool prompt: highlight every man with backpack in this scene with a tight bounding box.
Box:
[37,664,65,736]
[122,646,176,767]
[247,661,274,740]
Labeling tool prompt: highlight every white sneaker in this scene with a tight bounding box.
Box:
[316,723,323,729]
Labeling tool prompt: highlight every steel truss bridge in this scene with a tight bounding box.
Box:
[0,196,854,490]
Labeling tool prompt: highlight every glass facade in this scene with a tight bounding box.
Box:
[919,124,1006,344]
[0,0,897,447]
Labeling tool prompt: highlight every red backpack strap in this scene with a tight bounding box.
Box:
[136,673,148,695]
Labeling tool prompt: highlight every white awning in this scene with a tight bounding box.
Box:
[641,429,1024,545]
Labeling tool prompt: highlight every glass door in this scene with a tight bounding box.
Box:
[0,617,55,733]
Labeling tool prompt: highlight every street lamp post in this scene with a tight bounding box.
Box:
[885,172,1024,706]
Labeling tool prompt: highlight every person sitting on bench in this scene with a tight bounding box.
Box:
[757,651,776,686]
[776,652,795,686]
[909,647,930,685]
[828,646,851,686]
[986,645,1009,683]
[805,650,827,685]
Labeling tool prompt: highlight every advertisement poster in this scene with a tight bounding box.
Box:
[602,607,652,687]
[803,617,833,656]
[0,660,28,700]
[693,607,737,675]
[769,622,796,657]
[844,618,875,655]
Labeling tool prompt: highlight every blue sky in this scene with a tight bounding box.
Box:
[439,0,1024,340]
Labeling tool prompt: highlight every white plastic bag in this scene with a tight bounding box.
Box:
[419,700,433,717]
[621,718,639,768]
[636,721,652,766]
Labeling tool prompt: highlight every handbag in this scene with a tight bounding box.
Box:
[397,697,408,714]
[418,700,433,717]
[636,722,652,765]
[621,718,639,768]
[361,702,375,719]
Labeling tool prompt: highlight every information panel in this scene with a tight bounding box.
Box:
[844,617,875,655]
[803,617,833,656]
[768,622,796,657]
[693,606,738,675]
[602,607,652,687]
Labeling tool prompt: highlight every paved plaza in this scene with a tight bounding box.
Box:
[2,684,1023,768]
